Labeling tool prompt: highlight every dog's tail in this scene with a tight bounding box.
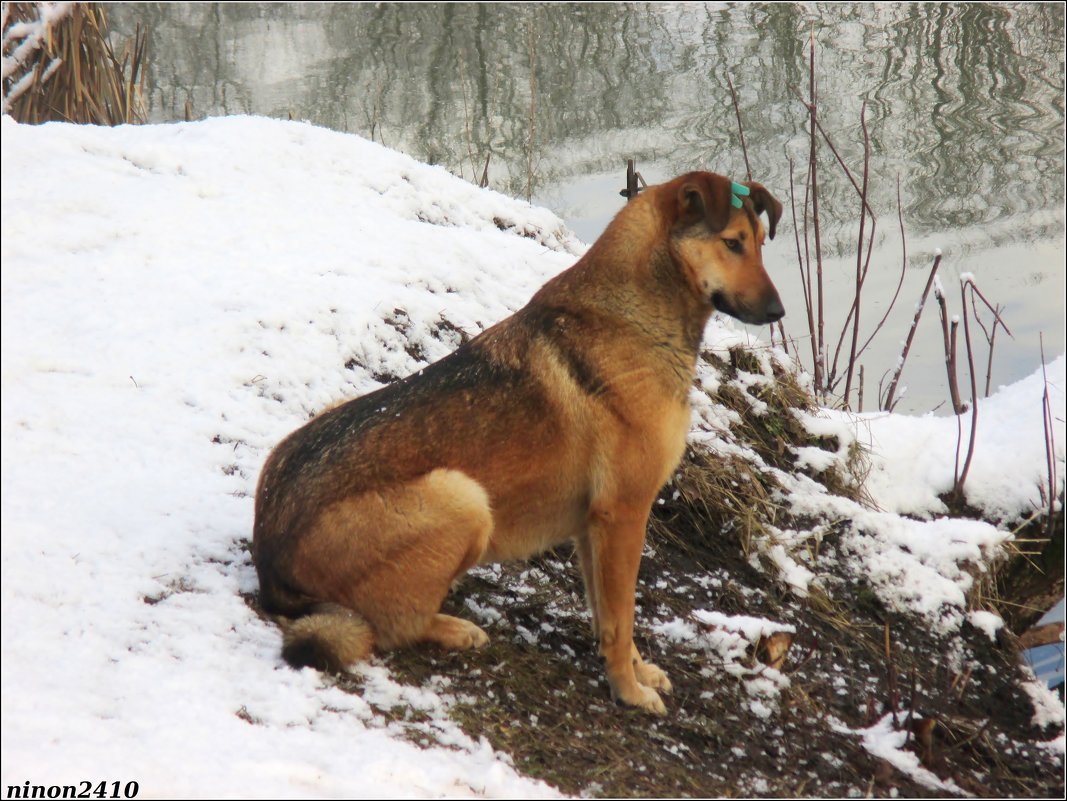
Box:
[280,603,375,673]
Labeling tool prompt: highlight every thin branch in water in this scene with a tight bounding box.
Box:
[725,72,751,181]
[788,156,819,386]
[857,175,909,363]
[525,12,537,202]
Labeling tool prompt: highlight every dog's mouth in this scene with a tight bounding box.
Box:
[711,291,785,326]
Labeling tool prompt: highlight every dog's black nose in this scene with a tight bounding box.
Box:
[763,298,785,323]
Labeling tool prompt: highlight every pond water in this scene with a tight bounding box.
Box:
[106,2,1065,415]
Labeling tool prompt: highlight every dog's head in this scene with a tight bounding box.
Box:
[661,171,784,325]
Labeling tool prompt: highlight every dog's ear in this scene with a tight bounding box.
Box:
[676,173,733,233]
[743,182,784,240]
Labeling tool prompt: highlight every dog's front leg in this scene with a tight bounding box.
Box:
[586,503,667,715]
[578,532,672,698]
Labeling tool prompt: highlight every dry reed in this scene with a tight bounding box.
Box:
[3,2,146,126]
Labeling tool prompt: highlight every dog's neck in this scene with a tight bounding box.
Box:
[525,214,711,399]
[538,201,712,353]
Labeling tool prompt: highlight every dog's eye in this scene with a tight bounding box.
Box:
[723,238,743,254]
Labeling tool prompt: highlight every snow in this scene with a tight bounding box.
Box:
[857,714,970,796]
[860,356,1065,522]
[655,611,794,715]
[2,114,1062,795]
[1,115,569,798]
[967,610,1004,642]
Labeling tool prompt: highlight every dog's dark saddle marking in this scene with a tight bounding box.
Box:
[526,305,608,399]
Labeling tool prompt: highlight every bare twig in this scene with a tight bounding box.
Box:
[973,300,1003,398]
[954,276,982,500]
[808,31,826,402]
[525,11,537,202]
[882,253,942,412]
[1039,334,1058,540]
[842,101,870,409]
[855,176,909,365]
[788,157,820,389]
[725,72,751,181]
[935,277,967,416]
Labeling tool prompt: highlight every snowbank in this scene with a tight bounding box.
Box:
[2,115,570,798]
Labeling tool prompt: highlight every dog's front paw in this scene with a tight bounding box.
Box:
[635,659,672,694]
[612,681,667,715]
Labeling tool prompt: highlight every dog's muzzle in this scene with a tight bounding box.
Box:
[712,291,785,326]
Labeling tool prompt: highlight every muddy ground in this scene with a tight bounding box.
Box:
[302,470,1063,798]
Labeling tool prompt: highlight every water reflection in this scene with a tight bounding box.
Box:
[105,2,1064,411]
[106,3,1064,236]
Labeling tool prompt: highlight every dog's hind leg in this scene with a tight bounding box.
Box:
[291,468,493,655]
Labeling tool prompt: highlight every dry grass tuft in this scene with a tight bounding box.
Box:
[2,2,147,125]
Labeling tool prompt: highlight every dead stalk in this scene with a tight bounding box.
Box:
[882,253,942,412]
[967,284,1014,397]
[808,31,826,401]
[788,158,820,387]
[1039,334,1058,540]
[854,176,907,369]
[842,101,869,408]
[935,279,967,416]
[954,277,982,500]
[525,12,537,202]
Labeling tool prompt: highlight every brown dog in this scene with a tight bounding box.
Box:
[253,171,784,714]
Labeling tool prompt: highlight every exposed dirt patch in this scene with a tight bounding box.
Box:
[341,484,1062,798]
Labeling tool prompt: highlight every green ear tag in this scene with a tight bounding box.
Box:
[730,181,750,209]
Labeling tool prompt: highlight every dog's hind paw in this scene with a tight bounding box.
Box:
[422,614,490,651]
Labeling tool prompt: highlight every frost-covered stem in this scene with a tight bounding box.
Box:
[842,101,869,409]
[788,157,819,389]
[725,73,751,181]
[883,253,941,412]
[954,279,980,501]
[858,364,865,412]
